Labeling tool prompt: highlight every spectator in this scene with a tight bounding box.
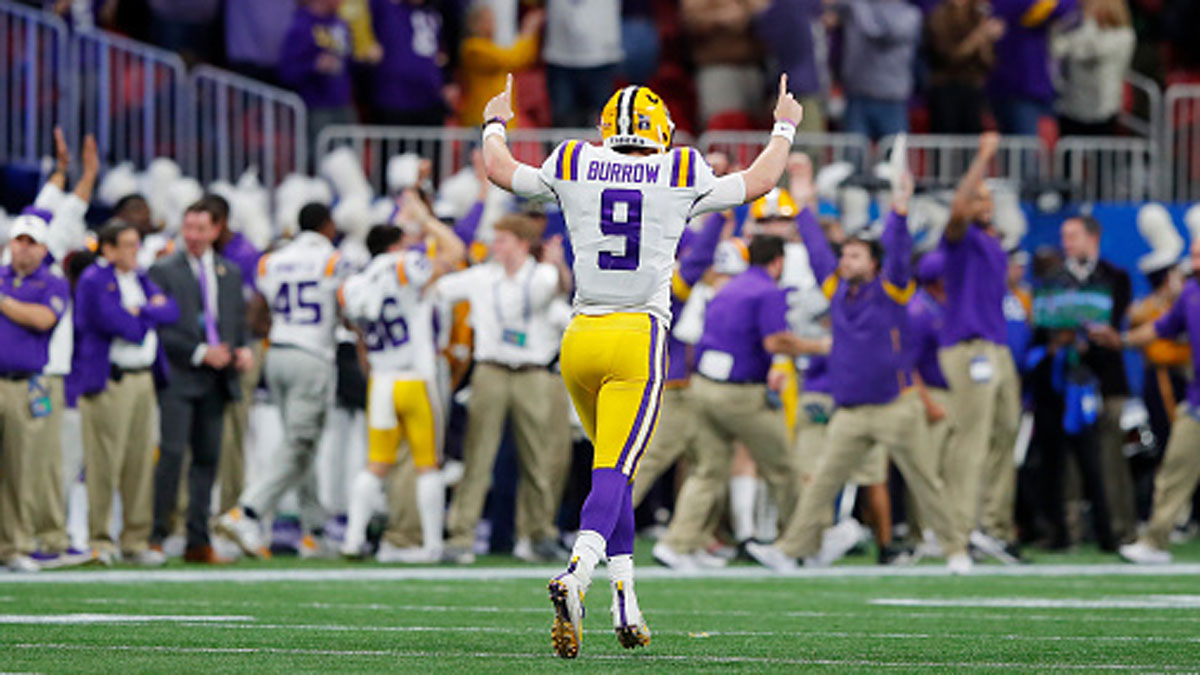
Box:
[225,0,298,85]
[621,0,660,85]
[459,5,544,127]
[340,0,384,65]
[0,213,71,572]
[544,0,622,127]
[147,0,221,66]
[279,0,357,150]
[681,0,763,128]
[369,0,448,125]
[753,0,827,131]
[73,221,178,567]
[925,0,1004,134]
[988,0,1079,136]
[149,202,250,564]
[837,0,923,141]
[1052,0,1136,136]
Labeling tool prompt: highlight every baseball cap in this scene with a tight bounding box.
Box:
[8,208,51,245]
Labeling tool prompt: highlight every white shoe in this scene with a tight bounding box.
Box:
[298,534,333,560]
[915,529,944,559]
[127,549,166,567]
[440,459,465,487]
[162,534,186,558]
[651,542,698,572]
[692,548,729,569]
[441,545,475,565]
[6,554,40,573]
[513,538,538,563]
[947,552,973,575]
[1119,541,1171,565]
[814,519,863,566]
[744,541,798,573]
[376,541,438,564]
[214,508,269,558]
[96,550,119,566]
[610,580,650,649]
[969,530,1019,565]
[548,571,586,659]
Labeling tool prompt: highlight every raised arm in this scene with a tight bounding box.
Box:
[882,173,914,291]
[738,74,804,202]
[947,132,999,242]
[481,74,527,192]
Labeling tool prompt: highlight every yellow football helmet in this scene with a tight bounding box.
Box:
[751,188,799,221]
[599,85,675,153]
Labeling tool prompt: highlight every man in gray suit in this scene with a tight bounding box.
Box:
[148,200,252,563]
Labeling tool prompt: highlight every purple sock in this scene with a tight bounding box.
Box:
[607,483,635,557]
[579,468,629,540]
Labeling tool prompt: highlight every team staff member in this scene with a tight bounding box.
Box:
[0,214,71,572]
[1099,239,1200,565]
[439,215,568,564]
[217,204,342,558]
[749,172,969,574]
[936,132,1022,562]
[656,235,829,570]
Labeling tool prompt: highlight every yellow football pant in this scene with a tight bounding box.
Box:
[367,377,438,470]
[560,313,666,480]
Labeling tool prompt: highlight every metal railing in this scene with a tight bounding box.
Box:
[1054,136,1156,203]
[70,28,189,170]
[1165,85,1200,204]
[877,134,1049,188]
[190,65,307,187]
[1120,71,1162,141]
[697,130,870,172]
[0,1,69,168]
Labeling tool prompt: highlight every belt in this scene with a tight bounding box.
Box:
[0,372,33,381]
[110,365,151,382]
[477,360,551,373]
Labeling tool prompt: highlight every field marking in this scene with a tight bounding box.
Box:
[6,642,1193,670]
[0,614,254,624]
[5,563,1200,585]
[873,596,1200,610]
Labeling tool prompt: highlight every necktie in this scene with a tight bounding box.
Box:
[196,258,220,346]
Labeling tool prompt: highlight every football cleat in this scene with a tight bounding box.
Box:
[1119,541,1171,565]
[745,541,798,572]
[214,507,270,559]
[548,566,586,659]
[611,580,651,649]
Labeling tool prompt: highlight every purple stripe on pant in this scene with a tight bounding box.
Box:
[615,316,661,475]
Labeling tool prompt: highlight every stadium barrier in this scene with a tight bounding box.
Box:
[70,28,189,169]
[190,65,307,188]
[0,1,69,169]
[1054,136,1156,203]
[1166,85,1200,204]
[697,130,871,174]
[1119,71,1162,142]
[877,133,1049,189]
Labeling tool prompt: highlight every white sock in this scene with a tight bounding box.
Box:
[344,471,383,553]
[567,529,606,589]
[416,471,445,553]
[729,475,757,543]
[754,478,779,542]
[607,553,638,624]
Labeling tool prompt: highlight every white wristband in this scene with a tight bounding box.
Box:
[482,122,507,143]
[772,120,797,144]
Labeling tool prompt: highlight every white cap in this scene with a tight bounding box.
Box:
[8,214,50,245]
[1136,203,1183,274]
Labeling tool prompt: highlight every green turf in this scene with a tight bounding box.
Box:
[2,539,1199,672]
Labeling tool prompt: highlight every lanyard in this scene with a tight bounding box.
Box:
[493,262,534,329]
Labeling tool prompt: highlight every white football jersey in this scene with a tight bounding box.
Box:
[514,141,743,322]
[258,231,344,361]
[340,250,437,378]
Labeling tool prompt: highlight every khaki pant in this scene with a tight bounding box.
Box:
[1142,406,1200,550]
[908,386,954,534]
[663,377,796,553]
[217,340,263,514]
[81,372,157,555]
[938,339,1021,542]
[0,378,45,560]
[515,375,572,542]
[29,376,69,553]
[446,364,556,549]
[383,451,421,548]
[793,392,887,500]
[1099,396,1136,543]
[777,394,964,558]
[631,385,699,506]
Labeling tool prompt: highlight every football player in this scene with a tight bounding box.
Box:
[479,73,803,658]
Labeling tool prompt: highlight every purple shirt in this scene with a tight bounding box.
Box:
[278,7,352,109]
[696,266,789,384]
[0,264,69,374]
[905,289,949,389]
[1154,279,1200,409]
[988,0,1079,103]
[940,225,1008,346]
[754,0,823,96]
[803,355,832,394]
[370,0,444,112]
[801,211,912,407]
[220,232,262,294]
[226,0,297,67]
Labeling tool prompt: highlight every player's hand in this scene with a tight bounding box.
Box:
[520,9,545,35]
[542,234,565,266]
[767,368,787,393]
[924,400,947,424]
[483,74,516,126]
[149,294,168,307]
[706,151,730,177]
[773,74,803,128]
[788,152,815,208]
[982,17,1005,41]
[204,344,232,369]
[81,134,99,178]
[892,171,914,215]
[978,131,1000,160]
[234,347,254,372]
[53,126,70,175]
[1087,323,1122,350]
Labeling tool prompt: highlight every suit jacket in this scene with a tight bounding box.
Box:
[70,260,180,402]
[149,250,248,400]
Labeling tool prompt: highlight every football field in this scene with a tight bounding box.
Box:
[2,540,1199,672]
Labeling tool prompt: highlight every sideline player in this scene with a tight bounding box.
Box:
[480,73,802,658]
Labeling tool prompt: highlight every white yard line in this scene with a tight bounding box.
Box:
[4,563,1200,585]
[6,642,1190,670]
[873,596,1200,610]
[0,613,254,624]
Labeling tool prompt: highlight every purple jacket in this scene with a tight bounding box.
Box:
[988,0,1079,102]
[70,260,180,401]
[370,0,444,112]
[278,6,353,109]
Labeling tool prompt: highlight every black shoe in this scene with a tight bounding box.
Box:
[1003,542,1030,564]
[877,543,914,566]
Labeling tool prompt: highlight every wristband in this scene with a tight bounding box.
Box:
[772,120,797,144]
[482,120,507,142]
